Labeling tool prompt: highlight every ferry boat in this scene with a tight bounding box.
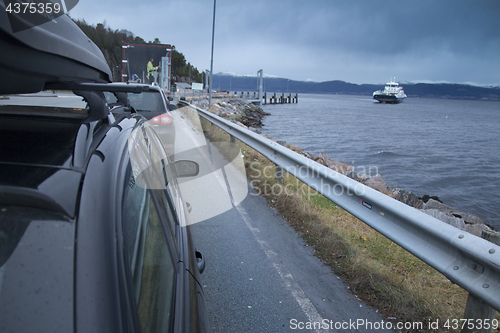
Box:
[373,78,407,103]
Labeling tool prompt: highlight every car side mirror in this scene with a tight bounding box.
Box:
[174,160,199,178]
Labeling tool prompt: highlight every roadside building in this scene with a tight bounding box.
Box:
[175,82,192,93]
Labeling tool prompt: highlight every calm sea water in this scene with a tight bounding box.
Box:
[261,94,500,230]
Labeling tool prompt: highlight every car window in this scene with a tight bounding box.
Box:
[122,168,177,333]
[103,91,118,104]
[128,123,169,190]
[152,187,178,241]
[128,123,178,239]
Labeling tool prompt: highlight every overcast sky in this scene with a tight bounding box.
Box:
[69,0,500,85]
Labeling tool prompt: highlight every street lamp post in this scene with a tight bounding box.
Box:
[205,69,210,92]
[208,0,216,108]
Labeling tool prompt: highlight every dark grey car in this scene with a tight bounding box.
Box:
[0,9,209,333]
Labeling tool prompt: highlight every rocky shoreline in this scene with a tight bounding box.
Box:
[189,96,499,241]
[303,153,495,237]
[189,96,270,127]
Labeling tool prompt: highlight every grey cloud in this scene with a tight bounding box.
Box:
[69,0,500,84]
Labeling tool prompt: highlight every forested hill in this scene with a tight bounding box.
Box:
[72,19,202,84]
[212,73,500,101]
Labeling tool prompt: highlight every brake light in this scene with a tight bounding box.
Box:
[151,114,172,125]
[151,116,161,124]
[160,113,172,125]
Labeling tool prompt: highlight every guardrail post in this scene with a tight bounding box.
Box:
[461,229,500,333]
[275,165,284,182]
[230,134,236,146]
[461,296,495,333]
[275,141,286,182]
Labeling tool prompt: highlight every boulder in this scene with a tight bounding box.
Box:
[422,208,466,230]
[239,107,269,127]
[449,210,484,225]
[464,223,489,237]
[419,198,489,235]
[363,174,389,194]
[482,229,500,245]
[393,189,424,209]
[422,198,451,211]
[420,194,443,203]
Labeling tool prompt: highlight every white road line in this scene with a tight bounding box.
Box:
[182,104,330,331]
[234,204,330,333]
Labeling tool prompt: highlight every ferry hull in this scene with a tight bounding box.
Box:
[373,94,405,103]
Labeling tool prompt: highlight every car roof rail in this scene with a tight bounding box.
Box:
[114,92,130,108]
[45,82,155,121]
[73,89,109,122]
[46,82,154,93]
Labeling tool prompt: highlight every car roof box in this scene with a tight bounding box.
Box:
[0,7,112,95]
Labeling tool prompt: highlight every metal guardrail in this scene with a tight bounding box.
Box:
[179,101,500,312]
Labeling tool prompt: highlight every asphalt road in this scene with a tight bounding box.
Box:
[172,105,394,333]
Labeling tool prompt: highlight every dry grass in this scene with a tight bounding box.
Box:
[242,147,470,331]
[179,104,499,332]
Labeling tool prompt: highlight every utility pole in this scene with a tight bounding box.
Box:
[208,0,216,108]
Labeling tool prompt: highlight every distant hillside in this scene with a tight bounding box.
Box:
[212,73,500,101]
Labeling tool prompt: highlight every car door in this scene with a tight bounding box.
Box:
[120,122,209,333]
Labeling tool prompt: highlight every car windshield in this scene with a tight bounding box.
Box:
[128,91,164,115]
[0,206,74,332]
